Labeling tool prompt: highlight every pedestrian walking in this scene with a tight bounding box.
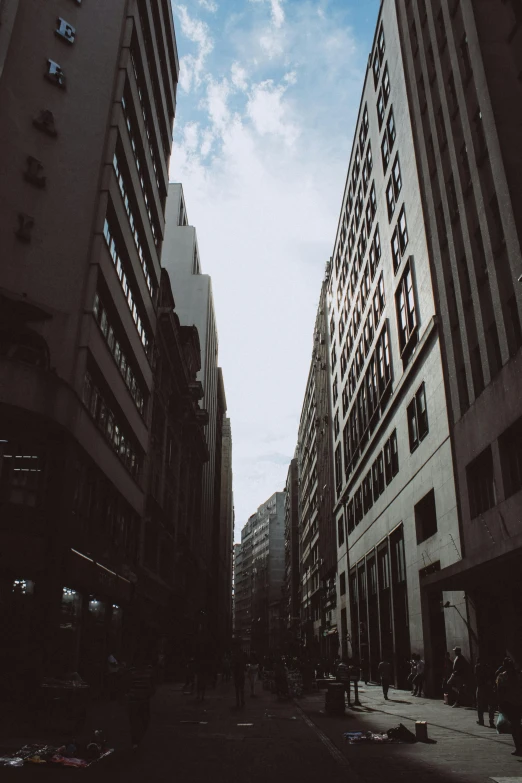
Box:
[449,646,470,707]
[123,660,156,751]
[413,656,426,697]
[495,658,522,756]
[274,658,289,700]
[475,658,495,727]
[378,659,392,700]
[336,657,351,705]
[247,655,259,697]
[232,647,246,708]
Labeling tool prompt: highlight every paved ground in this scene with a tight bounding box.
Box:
[1,679,521,781]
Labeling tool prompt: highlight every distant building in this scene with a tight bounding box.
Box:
[282,457,300,653]
[296,281,338,662]
[162,184,230,649]
[233,492,286,656]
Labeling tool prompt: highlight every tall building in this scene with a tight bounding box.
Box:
[162,183,227,645]
[218,417,234,651]
[233,492,286,655]
[232,542,240,636]
[297,282,338,660]
[0,0,179,688]
[282,456,300,653]
[394,0,522,666]
[146,270,209,669]
[327,1,469,691]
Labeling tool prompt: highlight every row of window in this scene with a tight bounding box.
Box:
[130,45,161,192]
[381,107,396,172]
[386,155,403,222]
[113,152,156,299]
[121,91,159,248]
[335,324,392,486]
[344,274,386,390]
[0,439,43,508]
[372,23,386,88]
[92,292,146,416]
[82,372,142,480]
[336,225,382,367]
[376,64,391,127]
[103,217,152,357]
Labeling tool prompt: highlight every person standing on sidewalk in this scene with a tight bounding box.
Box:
[442,651,453,700]
[495,658,522,756]
[123,660,156,751]
[475,658,495,727]
[413,656,426,697]
[378,659,392,700]
[336,658,351,705]
[451,647,470,707]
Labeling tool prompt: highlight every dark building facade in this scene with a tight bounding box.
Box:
[395,0,522,666]
[144,269,209,671]
[0,0,183,692]
[282,456,300,653]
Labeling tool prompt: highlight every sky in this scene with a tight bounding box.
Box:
[168,0,381,541]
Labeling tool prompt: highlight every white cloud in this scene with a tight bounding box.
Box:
[175,5,214,92]
[169,0,376,534]
[198,0,218,11]
[246,80,299,147]
[231,62,248,91]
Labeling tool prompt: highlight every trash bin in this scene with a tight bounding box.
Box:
[325,682,345,715]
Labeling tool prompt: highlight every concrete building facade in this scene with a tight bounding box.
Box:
[394,0,522,667]
[233,492,286,656]
[282,457,300,653]
[0,0,180,689]
[162,183,227,646]
[327,1,468,691]
[297,281,339,661]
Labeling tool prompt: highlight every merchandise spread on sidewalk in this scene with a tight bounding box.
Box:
[0,730,114,768]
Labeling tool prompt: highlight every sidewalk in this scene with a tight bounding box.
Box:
[298,680,522,783]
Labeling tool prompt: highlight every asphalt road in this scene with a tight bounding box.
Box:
[4,679,522,782]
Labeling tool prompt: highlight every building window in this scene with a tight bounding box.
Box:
[338,515,345,547]
[363,470,373,513]
[103,218,152,356]
[381,134,390,172]
[334,411,340,438]
[377,90,385,128]
[378,23,386,59]
[384,429,399,484]
[379,549,390,590]
[333,375,339,405]
[398,207,408,254]
[93,293,146,416]
[447,175,458,222]
[340,571,346,595]
[386,179,396,221]
[347,500,355,533]
[382,64,390,104]
[373,51,381,87]
[392,155,402,197]
[387,108,396,148]
[407,383,429,452]
[459,34,472,83]
[369,559,377,595]
[415,488,438,543]
[396,260,417,355]
[335,444,343,491]
[82,372,142,479]
[472,108,487,161]
[467,446,496,518]
[393,532,406,583]
[499,416,522,499]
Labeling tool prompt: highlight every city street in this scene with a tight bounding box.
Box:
[3,680,521,782]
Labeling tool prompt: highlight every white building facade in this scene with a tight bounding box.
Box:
[328,1,468,691]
